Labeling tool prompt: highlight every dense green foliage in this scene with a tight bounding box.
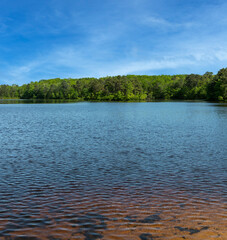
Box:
[1,68,227,101]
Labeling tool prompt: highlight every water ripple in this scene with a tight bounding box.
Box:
[0,102,226,239]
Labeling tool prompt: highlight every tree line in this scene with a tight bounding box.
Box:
[0,67,226,101]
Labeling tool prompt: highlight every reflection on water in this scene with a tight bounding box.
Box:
[0,99,81,104]
[0,102,226,239]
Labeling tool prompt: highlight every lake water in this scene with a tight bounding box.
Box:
[0,101,226,240]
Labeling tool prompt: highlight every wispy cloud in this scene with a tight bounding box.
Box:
[4,43,226,85]
[0,0,227,84]
[141,16,194,29]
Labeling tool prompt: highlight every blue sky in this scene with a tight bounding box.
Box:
[0,0,227,85]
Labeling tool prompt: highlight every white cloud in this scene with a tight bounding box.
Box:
[0,48,198,85]
[2,39,227,85]
[141,15,195,30]
[1,0,227,84]
[96,58,195,76]
[144,16,170,26]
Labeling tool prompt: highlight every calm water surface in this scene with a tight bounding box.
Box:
[0,102,226,239]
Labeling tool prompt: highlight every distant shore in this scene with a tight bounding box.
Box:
[0,67,226,101]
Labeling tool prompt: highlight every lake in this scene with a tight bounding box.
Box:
[0,101,226,239]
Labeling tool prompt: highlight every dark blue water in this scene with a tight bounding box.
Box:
[0,102,226,239]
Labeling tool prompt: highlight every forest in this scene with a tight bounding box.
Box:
[0,67,226,101]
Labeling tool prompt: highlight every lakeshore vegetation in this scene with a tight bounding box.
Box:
[0,67,227,101]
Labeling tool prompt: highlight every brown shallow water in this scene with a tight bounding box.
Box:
[0,188,226,240]
[0,102,226,239]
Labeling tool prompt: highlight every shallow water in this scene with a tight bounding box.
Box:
[0,102,226,239]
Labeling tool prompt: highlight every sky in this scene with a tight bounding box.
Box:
[0,0,227,85]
